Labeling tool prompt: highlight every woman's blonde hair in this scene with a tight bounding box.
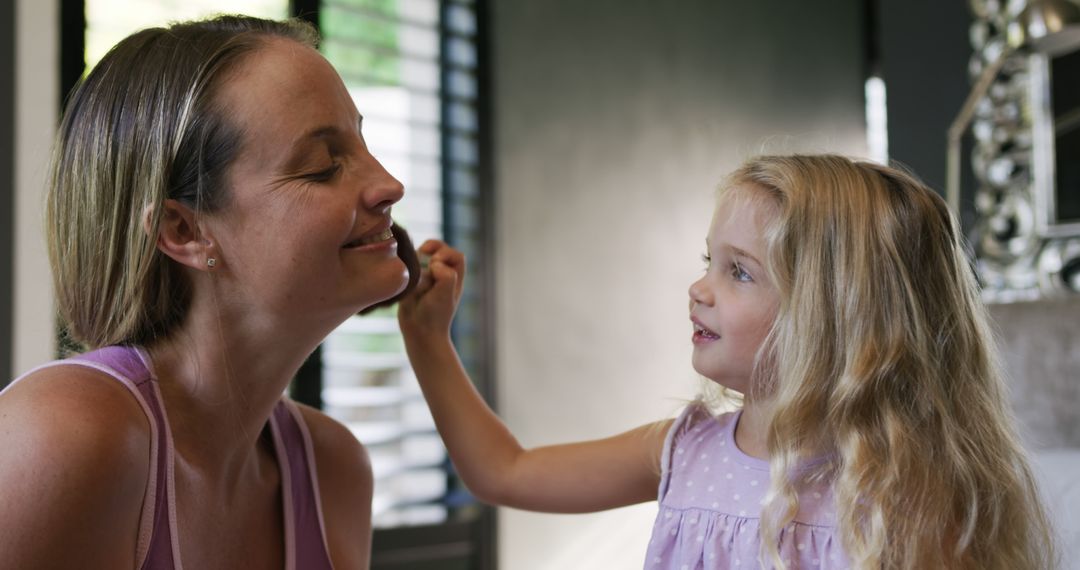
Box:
[722,155,1054,569]
[46,15,318,350]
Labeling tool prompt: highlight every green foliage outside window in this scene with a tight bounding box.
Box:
[322,0,400,87]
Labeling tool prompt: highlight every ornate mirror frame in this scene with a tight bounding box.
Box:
[965,2,1080,302]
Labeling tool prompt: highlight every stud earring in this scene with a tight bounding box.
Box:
[206,258,217,268]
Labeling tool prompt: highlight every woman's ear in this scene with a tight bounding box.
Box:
[144,199,218,271]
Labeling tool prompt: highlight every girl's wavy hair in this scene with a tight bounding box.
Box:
[723,155,1054,569]
[46,15,318,350]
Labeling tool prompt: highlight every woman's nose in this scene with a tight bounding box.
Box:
[362,157,405,213]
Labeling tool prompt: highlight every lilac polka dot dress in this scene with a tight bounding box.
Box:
[644,403,850,569]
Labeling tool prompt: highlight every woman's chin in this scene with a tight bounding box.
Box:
[353,263,411,315]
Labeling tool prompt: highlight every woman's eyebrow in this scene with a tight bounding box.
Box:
[278,132,333,173]
[297,125,339,142]
[294,114,363,145]
[281,114,365,170]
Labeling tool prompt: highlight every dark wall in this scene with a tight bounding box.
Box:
[1,0,14,382]
[878,0,972,198]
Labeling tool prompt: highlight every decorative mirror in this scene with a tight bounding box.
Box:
[955,0,1080,301]
[1030,47,1080,294]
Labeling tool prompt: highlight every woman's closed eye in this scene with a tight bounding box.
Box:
[305,163,341,182]
[701,252,711,269]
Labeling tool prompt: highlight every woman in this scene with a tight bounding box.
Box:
[0,15,417,569]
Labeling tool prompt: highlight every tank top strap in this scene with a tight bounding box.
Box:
[60,346,179,569]
[269,398,334,570]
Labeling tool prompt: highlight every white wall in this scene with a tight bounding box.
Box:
[13,0,58,375]
[490,2,868,567]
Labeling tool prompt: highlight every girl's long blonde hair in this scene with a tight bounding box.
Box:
[725,155,1054,569]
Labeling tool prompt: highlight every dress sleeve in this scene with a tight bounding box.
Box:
[656,400,712,501]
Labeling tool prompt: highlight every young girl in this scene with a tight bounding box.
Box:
[398,154,1055,569]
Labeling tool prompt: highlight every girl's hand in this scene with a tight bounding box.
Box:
[397,239,465,338]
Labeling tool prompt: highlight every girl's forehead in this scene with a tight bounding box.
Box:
[713,185,777,229]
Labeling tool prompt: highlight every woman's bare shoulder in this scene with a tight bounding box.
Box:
[294,402,373,569]
[0,363,150,567]
[1,362,151,442]
[293,402,372,491]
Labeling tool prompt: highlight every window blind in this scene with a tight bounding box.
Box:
[320,0,485,529]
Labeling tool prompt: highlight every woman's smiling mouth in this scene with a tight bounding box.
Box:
[344,226,394,249]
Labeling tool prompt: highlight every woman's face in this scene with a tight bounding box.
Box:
[206,38,407,327]
[687,191,780,395]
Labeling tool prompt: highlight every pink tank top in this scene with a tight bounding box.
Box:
[10,346,335,569]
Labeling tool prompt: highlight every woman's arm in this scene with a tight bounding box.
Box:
[0,366,149,569]
[398,241,669,513]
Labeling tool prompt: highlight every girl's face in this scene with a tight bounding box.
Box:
[205,38,408,328]
[688,190,780,394]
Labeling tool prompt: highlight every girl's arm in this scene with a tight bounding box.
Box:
[398,240,670,513]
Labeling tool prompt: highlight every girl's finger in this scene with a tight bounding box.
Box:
[430,249,465,274]
[428,261,459,299]
[416,239,445,256]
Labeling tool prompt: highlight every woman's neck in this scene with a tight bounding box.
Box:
[144,298,326,485]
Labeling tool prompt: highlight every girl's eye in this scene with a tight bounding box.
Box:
[730,262,753,282]
[307,163,341,182]
[701,253,711,268]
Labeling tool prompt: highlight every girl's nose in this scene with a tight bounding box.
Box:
[688,276,712,308]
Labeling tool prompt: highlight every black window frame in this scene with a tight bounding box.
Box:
[0,0,15,384]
